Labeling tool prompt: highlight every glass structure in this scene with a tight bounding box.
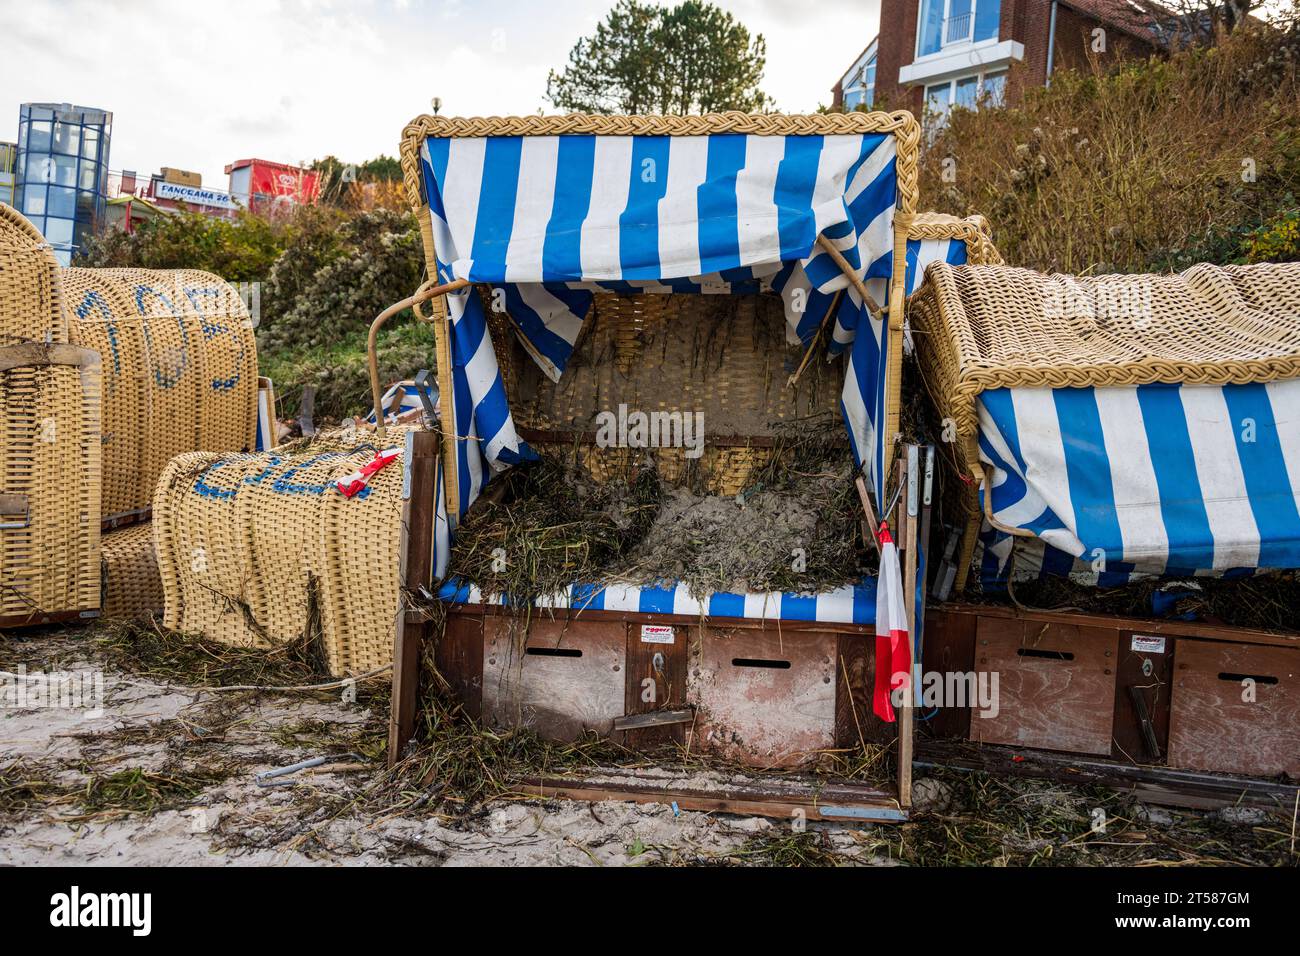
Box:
[14,103,112,265]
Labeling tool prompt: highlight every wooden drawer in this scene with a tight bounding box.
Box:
[1168,640,1300,777]
[969,617,1118,755]
[481,617,628,741]
[687,625,839,768]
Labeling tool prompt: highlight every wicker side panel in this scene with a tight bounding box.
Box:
[0,358,101,623]
[153,451,216,632]
[63,268,260,523]
[0,204,68,345]
[101,522,163,619]
[171,269,259,457]
[155,443,403,675]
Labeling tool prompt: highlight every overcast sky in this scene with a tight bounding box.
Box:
[0,0,881,188]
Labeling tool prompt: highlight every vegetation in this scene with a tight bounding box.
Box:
[918,16,1300,275]
[546,0,772,114]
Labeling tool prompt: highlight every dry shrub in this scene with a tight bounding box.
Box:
[921,17,1300,274]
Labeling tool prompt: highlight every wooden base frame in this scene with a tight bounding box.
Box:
[388,438,932,818]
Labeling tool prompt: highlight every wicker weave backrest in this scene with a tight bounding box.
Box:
[0,204,68,345]
[496,291,842,435]
[486,289,846,493]
[63,268,260,524]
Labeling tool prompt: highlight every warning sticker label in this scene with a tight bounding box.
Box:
[1131,635,1167,654]
[640,625,675,645]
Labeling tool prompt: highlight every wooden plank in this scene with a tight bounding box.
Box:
[449,601,875,635]
[444,606,873,634]
[916,738,1300,812]
[0,342,100,372]
[898,450,917,807]
[970,618,1119,755]
[519,426,789,450]
[437,613,484,722]
[623,620,689,748]
[387,429,439,768]
[836,633,884,746]
[0,608,99,629]
[920,608,977,740]
[520,771,905,823]
[613,709,694,731]
[939,601,1299,649]
[482,617,627,741]
[1168,640,1300,777]
[1111,629,1174,763]
[687,625,838,768]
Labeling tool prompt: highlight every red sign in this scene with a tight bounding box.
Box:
[226,158,320,211]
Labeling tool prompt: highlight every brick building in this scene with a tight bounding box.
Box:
[833,1,1167,124]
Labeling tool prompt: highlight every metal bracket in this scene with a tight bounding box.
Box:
[0,493,30,530]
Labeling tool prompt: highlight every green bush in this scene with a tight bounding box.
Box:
[257,208,424,354]
[1242,208,1300,262]
[76,209,284,281]
[919,20,1300,275]
[259,320,436,422]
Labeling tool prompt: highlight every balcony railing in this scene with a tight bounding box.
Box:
[943,12,974,47]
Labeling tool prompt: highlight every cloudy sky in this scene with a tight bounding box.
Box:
[0,0,881,188]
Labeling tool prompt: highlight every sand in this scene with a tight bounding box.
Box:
[0,631,885,867]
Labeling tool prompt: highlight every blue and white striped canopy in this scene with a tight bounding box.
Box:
[437,576,881,625]
[416,127,906,522]
[978,379,1300,578]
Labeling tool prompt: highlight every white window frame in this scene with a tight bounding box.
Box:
[922,68,1008,134]
[843,53,877,111]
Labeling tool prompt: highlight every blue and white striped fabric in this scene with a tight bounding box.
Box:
[838,235,969,503]
[417,130,901,518]
[437,576,881,625]
[977,379,1300,579]
[830,233,969,355]
[255,379,276,452]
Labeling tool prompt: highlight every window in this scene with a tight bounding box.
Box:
[23,184,46,215]
[52,121,80,156]
[47,185,76,219]
[983,70,1007,106]
[924,70,1008,134]
[44,216,74,247]
[917,0,1000,57]
[954,75,979,110]
[52,154,77,187]
[925,82,952,124]
[28,120,52,153]
[844,53,877,111]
